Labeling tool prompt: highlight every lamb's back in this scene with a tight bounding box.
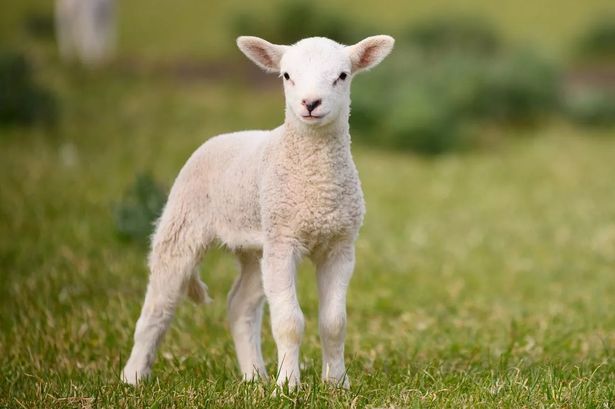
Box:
[168,129,273,249]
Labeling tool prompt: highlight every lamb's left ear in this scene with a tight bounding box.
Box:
[237,36,288,73]
[346,35,395,74]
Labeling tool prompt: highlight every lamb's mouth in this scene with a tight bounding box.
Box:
[301,113,326,120]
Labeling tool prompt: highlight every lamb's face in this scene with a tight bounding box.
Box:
[237,35,395,128]
[279,38,351,127]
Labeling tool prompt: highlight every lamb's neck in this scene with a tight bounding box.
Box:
[280,117,352,166]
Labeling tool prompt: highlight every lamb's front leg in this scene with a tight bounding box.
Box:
[261,244,304,388]
[315,242,355,389]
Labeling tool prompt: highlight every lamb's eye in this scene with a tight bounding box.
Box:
[283,72,290,80]
[339,72,347,80]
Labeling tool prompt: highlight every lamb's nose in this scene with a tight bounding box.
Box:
[302,98,322,113]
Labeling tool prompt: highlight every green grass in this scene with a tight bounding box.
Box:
[1,1,615,407]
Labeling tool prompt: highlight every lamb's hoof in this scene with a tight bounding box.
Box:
[242,369,268,383]
[271,376,300,396]
[271,382,299,397]
[324,375,350,389]
[121,363,150,385]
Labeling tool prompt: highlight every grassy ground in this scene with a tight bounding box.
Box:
[1,1,615,407]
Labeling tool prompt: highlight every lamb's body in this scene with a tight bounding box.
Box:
[167,124,363,254]
[122,35,393,389]
[165,130,271,252]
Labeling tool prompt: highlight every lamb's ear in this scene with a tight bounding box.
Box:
[346,35,395,74]
[237,36,288,73]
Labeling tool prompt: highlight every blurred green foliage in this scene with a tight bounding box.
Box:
[0,50,57,127]
[352,18,560,154]
[23,11,55,41]
[476,50,560,123]
[564,87,615,126]
[232,0,364,45]
[114,173,167,244]
[575,16,615,61]
[403,16,500,56]
[564,17,615,127]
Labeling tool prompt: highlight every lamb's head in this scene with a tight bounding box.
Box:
[237,35,395,128]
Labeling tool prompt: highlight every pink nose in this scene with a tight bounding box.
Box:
[302,98,322,113]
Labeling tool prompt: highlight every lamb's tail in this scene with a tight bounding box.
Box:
[187,273,213,304]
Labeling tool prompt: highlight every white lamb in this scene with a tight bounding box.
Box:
[122,35,395,389]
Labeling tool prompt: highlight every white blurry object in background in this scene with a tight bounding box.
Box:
[55,0,116,67]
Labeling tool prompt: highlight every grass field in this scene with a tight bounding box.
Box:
[1,1,615,407]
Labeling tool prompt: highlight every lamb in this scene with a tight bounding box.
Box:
[121,35,395,389]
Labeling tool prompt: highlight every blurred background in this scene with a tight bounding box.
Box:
[1,0,614,406]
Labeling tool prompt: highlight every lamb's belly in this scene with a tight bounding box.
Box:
[212,198,264,250]
[217,225,264,250]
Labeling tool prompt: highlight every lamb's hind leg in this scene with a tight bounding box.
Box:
[227,251,267,380]
[122,216,208,385]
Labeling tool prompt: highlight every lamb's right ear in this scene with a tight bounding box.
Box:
[237,36,288,73]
